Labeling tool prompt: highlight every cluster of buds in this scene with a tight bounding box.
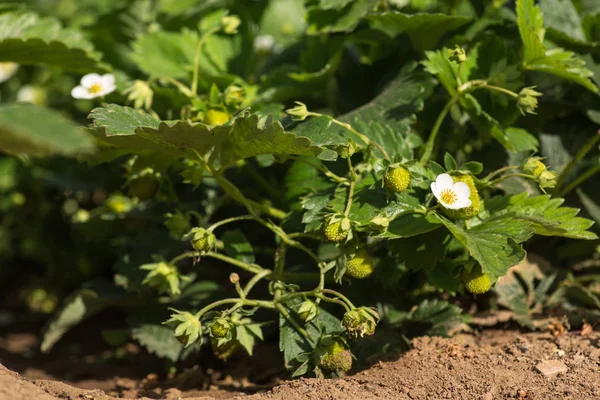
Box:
[517,86,542,115]
[522,157,558,189]
[449,45,467,64]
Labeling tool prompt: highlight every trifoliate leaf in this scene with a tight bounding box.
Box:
[0,10,106,71]
[488,193,598,240]
[516,0,598,92]
[0,103,95,157]
[437,214,535,281]
[367,12,472,52]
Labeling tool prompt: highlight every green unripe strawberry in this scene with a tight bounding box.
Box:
[345,249,374,279]
[319,339,352,372]
[341,307,379,337]
[443,174,481,220]
[209,318,232,339]
[384,166,411,193]
[323,216,349,243]
[211,338,241,360]
[297,300,318,323]
[204,109,230,125]
[129,173,159,200]
[190,228,216,253]
[461,264,492,294]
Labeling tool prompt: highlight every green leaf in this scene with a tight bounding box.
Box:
[540,0,588,44]
[307,0,378,34]
[279,299,341,371]
[213,113,321,168]
[389,228,448,271]
[423,47,479,97]
[132,324,184,362]
[407,299,468,337]
[0,10,105,71]
[41,282,124,353]
[90,105,321,166]
[235,323,264,356]
[304,67,434,161]
[438,214,535,281]
[222,230,255,264]
[130,30,196,79]
[378,213,442,239]
[516,0,598,92]
[577,188,600,226]
[491,193,598,240]
[0,103,95,157]
[367,12,472,52]
[444,152,457,171]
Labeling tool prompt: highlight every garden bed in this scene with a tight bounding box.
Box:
[2,329,599,400]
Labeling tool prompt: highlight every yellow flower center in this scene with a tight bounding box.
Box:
[440,189,457,205]
[88,83,103,94]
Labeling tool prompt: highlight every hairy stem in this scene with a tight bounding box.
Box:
[191,26,220,96]
[420,95,460,164]
[205,251,264,274]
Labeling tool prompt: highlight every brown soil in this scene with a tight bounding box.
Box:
[1,329,599,400]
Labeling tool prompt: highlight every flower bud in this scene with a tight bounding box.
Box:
[123,80,153,110]
[17,85,47,105]
[141,262,183,296]
[209,317,233,339]
[190,227,216,253]
[224,85,244,107]
[449,45,467,64]
[285,101,309,121]
[221,15,241,34]
[517,86,542,115]
[229,273,240,284]
[319,339,352,373]
[342,307,379,337]
[164,309,201,347]
[538,169,558,189]
[523,157,546,177]
[297,300,318,323]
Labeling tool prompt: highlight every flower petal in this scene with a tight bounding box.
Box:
[430,182,441,201]
[96,84,116,97]
[71,85,93,99]
[101,73,116,86]
[435,173,454,191]
[453,182,471,200]
[448,199,472,210]
[81,73,102,87]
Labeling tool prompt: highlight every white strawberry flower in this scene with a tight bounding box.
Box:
[0,62,18,83]
[430,173,472,210]
[71,73,116,99]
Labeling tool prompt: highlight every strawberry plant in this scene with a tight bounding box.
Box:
[0,0,599,378]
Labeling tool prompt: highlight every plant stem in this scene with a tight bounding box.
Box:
[308,112,391,161]
[556,165,600,198]
[321,289,355,309]
[205,251,264,274]
[483,165,520,181]
[195,298,276,319]
[160,77,193,98]
[170,251,200,265]
[420,95,460,164]
[344,157,356,216]
[554,132,600,194]
[488,173,537,185]
[275,303,313,343]
[209,215,253,231]
[316,294,350,311]
[191,26,220,96]
[242,269,272,297]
